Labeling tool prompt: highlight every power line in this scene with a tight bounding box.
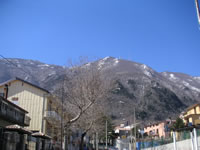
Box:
[0,54,38,81]
[1,54,67,148]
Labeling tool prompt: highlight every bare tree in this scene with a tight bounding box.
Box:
[54,58,115,149]
[70,104,104,150]
[62,59,112,126]
[53,58,114,150]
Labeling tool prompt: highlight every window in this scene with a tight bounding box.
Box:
[3,88,7,96]
[12,97,18,101]
[48,103,52,111]
[152,129,155,135]
[0,93,4,97]
[12,97,19,105]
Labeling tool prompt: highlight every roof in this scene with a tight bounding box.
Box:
[0,77,49,93]
[144,122,163,128]
[0,96,28,113]
[186,103,200,111]
[32,132,52,139]
[6,125,32,134]
[184,114,200,119]
[144,120,175,128]
[115,125,132,132]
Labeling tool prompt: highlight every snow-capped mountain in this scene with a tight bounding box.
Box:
[0,58,65,88]
[0,57,200,123]
[161,72,200,93]
[90,57,200,121]
[161,72,200,101]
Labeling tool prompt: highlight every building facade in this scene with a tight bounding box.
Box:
[115,124,131,139]
[0,77,63,147]
[144,119,173,138]
[183,103,200,126]
[0,93,31,150]
[0,95,30,127]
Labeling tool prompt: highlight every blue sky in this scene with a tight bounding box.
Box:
[0,0,199,76]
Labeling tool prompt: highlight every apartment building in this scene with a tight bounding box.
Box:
[183,103,200,126]
[0,77,63,146]
[144,119,173,138]
[0,95,30,127]
[115,124,132,139]
[0,89,31,150]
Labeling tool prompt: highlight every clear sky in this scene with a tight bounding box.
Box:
[0,0,199,76]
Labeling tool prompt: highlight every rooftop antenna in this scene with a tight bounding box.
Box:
[195,0,200,26]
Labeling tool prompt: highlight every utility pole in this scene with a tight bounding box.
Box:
[134,108,136,150]
[106,120,108,150]
[129,124,133,150]
[195,0,200,25]
[61,79,65,150]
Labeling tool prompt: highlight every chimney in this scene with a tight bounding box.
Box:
[4,84,8,99]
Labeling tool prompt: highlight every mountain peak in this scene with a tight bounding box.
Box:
[97,56,120,70]
[0,57,200,123]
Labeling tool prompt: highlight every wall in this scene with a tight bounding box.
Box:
[0,79,64,143]
[142,136,200,150]
[116,138,129,150]
[0,80,46,132]
[144,123,165,138]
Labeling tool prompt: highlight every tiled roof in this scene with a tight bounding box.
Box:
[186,103,200,111]
[0,77,49,93]
[32,132,52,139]
[6,125,32,134]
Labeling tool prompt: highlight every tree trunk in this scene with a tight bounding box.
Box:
[96,132,98,150]
[80,132,86,150]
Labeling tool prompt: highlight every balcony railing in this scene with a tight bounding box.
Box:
[45,111,61,122]
[0,96,28,126]
[24,115,31,126]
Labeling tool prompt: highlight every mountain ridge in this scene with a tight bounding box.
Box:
[0,57,199,123]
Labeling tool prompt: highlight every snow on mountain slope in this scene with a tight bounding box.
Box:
[0,57,199,122]
[161,72,200,94]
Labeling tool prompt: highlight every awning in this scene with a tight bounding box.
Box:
[6,124,32,134]
[32,132,52,139]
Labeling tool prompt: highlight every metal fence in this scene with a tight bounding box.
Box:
[140,127,200,150]
[116,138,130,150]
[139,137,173,149]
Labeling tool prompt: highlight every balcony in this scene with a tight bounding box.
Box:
[24,115,31,126]
[0,96,29,127]
[44,111,61,125]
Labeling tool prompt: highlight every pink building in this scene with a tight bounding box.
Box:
[144,119,173,138]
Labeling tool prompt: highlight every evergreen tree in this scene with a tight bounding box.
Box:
[172,118,185,130]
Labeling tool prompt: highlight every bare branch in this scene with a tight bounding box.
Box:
[56,57,114,131]
[66,101,93,126]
